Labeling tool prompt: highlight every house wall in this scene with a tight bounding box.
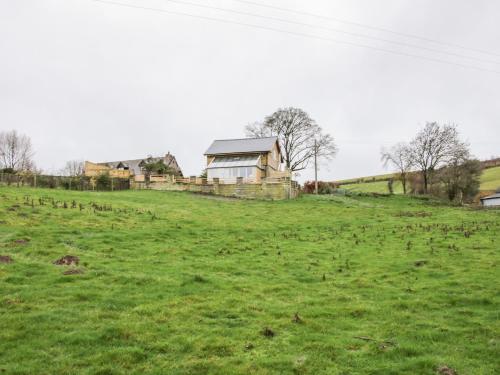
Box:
[268,143,281,171]
[482,198,500,207]
[84,161,110,177]
[109,169,131,178]
[84,162,131,178]
[84,161,130,178]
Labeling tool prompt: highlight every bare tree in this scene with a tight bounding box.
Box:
[62,160,84,177]
[244,121,271,138]
[0,130,35,172]
[437,158,481,202]
[246,107,337,172]
[381,143,413,194]
[410,122,469,194]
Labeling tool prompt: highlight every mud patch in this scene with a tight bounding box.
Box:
[414,260,428,267]
[0,255,13,264]
[53,255,80,266]
[13,239,30,245]
[395,211,432,218]
[262,327,275,337]
[63,268,84,275]
[437,366,457,375]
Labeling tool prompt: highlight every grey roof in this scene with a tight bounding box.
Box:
[480,193,500,200]
[204,137,279,155]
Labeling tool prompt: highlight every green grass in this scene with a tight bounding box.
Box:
[336,173,397,185]
[341,180,403,194]
[1,188,499,374]
[340,166,500,194]
[480,166,500,191]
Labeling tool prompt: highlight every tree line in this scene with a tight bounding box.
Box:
[381,122,482,202]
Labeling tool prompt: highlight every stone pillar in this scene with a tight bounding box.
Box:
[190,176,196,184]
[236,177,243,185]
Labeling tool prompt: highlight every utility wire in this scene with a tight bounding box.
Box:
[159,0,500,65]
[232,0,500,58]
[155,0,499,65]
[89,0,500,75]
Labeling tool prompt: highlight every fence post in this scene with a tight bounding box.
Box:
[111,178,114,191]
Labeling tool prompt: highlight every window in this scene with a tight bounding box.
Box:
[207,167,256,180]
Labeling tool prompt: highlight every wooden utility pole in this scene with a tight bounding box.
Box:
[314,139,318,194]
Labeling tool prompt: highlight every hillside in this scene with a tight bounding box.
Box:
[338,166,500,194]
[1,187,499,374]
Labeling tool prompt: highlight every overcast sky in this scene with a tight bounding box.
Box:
[1,0,499,181]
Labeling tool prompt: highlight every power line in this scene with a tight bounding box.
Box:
[159,0,500,65]
[88,0,500,75]
[232,0,500,58]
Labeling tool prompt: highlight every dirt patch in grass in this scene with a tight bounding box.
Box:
[0,255,13,264]
[13,239,30,245]
[53,255,80,266]
[395,211,432,218]
[193,194,240,202]
[437,365,457,375]
[63,268,84,275]
[414,260,428,267]
[262,327,275,337]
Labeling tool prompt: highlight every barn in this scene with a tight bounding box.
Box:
[480,193,500,207]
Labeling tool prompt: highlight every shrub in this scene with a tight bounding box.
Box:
[302,181,338,194]
[96,173,111,190]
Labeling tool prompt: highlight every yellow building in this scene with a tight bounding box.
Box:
[85,153,182,180]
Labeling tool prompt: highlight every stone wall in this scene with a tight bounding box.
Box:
[132,178,299,200]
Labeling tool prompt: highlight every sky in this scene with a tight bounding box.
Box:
[1,0,499,181]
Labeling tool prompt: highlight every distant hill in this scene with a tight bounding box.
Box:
[336,165,500,194]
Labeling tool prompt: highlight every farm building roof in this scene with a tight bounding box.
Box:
[204,137,279,155]
[480,193,500,200]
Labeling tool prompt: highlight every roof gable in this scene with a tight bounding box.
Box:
[481,193,500,200]
[205,137,279,155]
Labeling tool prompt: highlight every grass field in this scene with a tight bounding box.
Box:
[1,188,499,374]
[341,180,403,194]
[340,166,500,194]
[481,167,500,191]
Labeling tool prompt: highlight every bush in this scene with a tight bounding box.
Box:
[303,181,338,194]
[96,174,111,190]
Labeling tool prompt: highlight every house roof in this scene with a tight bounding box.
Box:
[480,193,500,201]
[204,136,279,155]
